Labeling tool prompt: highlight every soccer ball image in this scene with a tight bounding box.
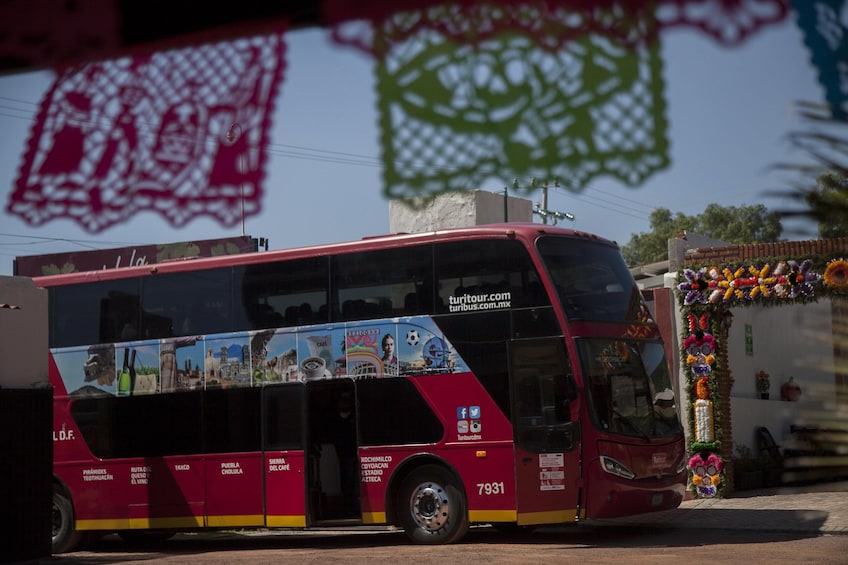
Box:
[406,329,420,346]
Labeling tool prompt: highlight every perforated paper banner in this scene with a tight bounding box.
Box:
[7,33,287,232]
[373,14,669,200]
[326,0,790,52]
[793,0,848,119]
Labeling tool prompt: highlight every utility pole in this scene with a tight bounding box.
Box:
[505,176,575,225]
[528,177,576,225]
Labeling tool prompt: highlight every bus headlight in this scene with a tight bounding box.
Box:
[599,455,636,480]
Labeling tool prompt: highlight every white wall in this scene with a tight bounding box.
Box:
[726,301,836,452]
[389,190,533,233]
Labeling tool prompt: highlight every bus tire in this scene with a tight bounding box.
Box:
[397,464,469,544]
[52,490,82,554]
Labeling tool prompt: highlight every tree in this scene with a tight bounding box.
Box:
[621,204,782,266]
[769,101,848,238]
[805,172,848,238]
[621,208,695,266]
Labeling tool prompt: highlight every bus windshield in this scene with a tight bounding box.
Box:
[536,237,644,322]
[577,338,682,439]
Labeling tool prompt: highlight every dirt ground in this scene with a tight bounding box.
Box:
[45,523,848,565]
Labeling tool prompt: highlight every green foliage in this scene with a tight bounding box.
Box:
[806,172,848,238]
[622,208,695,266]
[622,204,783,266]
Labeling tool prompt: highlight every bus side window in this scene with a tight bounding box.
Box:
[236,258,329,329]
[332,245,432,322]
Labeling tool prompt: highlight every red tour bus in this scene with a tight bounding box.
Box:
[39,223,686,553]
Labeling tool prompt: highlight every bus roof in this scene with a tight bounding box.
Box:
[32,223,618,287]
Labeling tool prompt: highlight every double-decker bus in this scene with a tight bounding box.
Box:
[40,223,686,553]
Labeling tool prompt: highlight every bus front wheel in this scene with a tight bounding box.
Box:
[397,465,469,544]
[52,490,82,554]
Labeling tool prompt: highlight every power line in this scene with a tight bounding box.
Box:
[552,186,654,222]
[0,233,139,250]
[586,184,659,212]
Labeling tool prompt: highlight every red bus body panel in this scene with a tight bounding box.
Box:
[42,224,686,538]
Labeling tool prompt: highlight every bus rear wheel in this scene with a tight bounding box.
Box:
[397,465,469,544]
[52,490,82,554]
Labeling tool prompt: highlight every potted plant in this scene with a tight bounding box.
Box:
[781,376,802,402]
[755,370,770,399]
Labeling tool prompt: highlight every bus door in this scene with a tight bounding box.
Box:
[510,338,582,525]
[263,383,309,528]
[305,378,360,523]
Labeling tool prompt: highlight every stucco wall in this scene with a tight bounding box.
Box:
[389,190,533,233]
[727,301,834,451]
[0,276,48,388]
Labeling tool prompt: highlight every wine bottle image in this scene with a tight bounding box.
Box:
[129,349,137,396]
[118,348,131,396]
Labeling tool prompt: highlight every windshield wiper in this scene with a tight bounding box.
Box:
[612,409,650,441]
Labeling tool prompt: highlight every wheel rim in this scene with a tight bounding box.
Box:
[409,480,450,534]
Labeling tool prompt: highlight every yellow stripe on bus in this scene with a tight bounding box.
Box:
[130,516,205,529]
[77,509,585,533]
[76,516,204,531]
[361,512,387,524]
[468,510,517,522]
[266,515,307,528]
[516,508,584,525]
[206,515,265,528]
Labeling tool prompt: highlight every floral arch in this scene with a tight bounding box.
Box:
[675,246,848,497]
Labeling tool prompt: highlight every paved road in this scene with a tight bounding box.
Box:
[44,481,848,564]
[589,480,848,535]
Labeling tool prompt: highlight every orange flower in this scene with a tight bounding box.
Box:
[824,259,848,294]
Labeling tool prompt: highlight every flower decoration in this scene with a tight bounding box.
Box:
[775,259,821,299]
[688,453,723,498]
[678,259,822,306]
[755,370,770,394]
[678,267,720,305]
[684,313,715,377]
[695,376,710,400]
[824,259,848,294]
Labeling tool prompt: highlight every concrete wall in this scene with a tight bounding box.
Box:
[0,276,52,561]
[727,301,835,452]
[0,275,48,388]
[389,190,533,233]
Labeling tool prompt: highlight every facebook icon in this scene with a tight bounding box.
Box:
[456,407,467,419]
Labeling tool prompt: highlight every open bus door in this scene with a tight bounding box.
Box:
[509,338,582,525]
[305,378,360,523]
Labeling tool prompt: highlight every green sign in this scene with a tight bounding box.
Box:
[745,324,753,356]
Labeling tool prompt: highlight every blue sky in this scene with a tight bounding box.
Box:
[0,18,824,276]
